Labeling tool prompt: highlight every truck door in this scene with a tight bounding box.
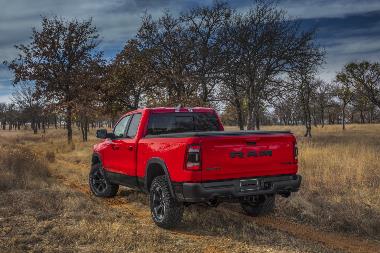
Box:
[109,113,141,176]
[101,115,131,173]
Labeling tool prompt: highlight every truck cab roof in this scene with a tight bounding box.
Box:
[122,107,216,117]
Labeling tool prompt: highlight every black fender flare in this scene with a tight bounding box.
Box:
[91,152,103,166]
[144,158,175,198]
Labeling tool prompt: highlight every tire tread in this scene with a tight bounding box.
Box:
[150,175,183,228]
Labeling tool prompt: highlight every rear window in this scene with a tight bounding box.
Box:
[147,112,220,135]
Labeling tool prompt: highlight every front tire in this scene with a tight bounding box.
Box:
[240,194,275,216]
[89,163,119,197]
[149,175,184,228]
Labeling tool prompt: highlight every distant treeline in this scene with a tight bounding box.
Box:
[1,1,380,142]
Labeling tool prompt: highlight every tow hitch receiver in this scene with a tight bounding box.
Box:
[240,178,260,192]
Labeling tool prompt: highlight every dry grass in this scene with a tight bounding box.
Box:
[0,124,380,252]
[0,145,50,191]
[256,124,380,238]
[0,128,329,253]
[1,186,332,253]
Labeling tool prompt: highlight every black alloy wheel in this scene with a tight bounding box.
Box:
[151,185,165,221]
[89,163,119,197]
[91,168,107,194]
[149,175,184,228]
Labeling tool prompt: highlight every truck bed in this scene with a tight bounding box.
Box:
[144,130,292,138]
[142,130,297,182]
[197,133,297,181]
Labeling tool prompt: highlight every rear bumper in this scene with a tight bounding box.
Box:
[173,174,301,202]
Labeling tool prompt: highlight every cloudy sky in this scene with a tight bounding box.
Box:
[1,0,380,102]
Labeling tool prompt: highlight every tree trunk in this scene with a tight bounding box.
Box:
[32,119,37,134]
[67,105,73,143]
[42,119,46,133]
[81,124,85,141]
[246,106,255,130]
[304,110,312,138]
[234,98,244,130]
[304,119,312,138]
[80,116,88,142]
[84,118,88,142]
[246,85,255,130]
[321,108,325,128]
[358,110,363,123]
[342,105,346,130]
[301,84,312,138]
[255,109,260,130]
[303,100,312,138]
[313,113,318,127]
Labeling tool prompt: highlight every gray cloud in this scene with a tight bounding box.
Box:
[0,0,192,102]
[231,0,380,19]
[318,34,380,81]
[0,0,202,60]
[0,81,12,103]
[280,0,380,19]
[0,0,379,102]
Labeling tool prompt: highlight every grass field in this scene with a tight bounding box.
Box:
[0,124,379,252]
[255,125,380,237]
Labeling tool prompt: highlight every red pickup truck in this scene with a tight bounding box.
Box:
[89,107,301,228]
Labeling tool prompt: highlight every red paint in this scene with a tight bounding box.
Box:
[93,107,298,183]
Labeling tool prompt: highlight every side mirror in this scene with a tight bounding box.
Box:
[96,129,108,139]
[96,129,116,139]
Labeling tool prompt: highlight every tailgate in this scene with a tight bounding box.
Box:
[200,134,297,181]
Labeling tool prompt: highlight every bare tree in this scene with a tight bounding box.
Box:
[291,69,314,137]
[182,1,231,105]
[105,39,154,120]
[336,61,380,109]
[5,16,103,143]
[11,82,44,134]
[76,57,105,141]
[0,103,6,130]
[351,84,373,123]
[224,1,324,130]
[137,13,197,106]
[272,91,299,125]
[336,72,354,130]
[314,81,333,127]
[218,17,246,130]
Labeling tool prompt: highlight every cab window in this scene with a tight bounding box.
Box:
[126,113,142,138]
[113,115,131,138]
[147,112,220,135]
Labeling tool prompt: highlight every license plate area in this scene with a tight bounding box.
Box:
[240,178,260,192]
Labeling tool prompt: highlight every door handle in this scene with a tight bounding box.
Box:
[128,146,133,151]
[111,144,120,150]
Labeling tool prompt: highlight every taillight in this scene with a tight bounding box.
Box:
[185,144,201,170]
[294,142,298,161]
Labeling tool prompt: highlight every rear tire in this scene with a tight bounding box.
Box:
[149,175,184,228]
[89,163,119,197]
[240,194,275,216]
